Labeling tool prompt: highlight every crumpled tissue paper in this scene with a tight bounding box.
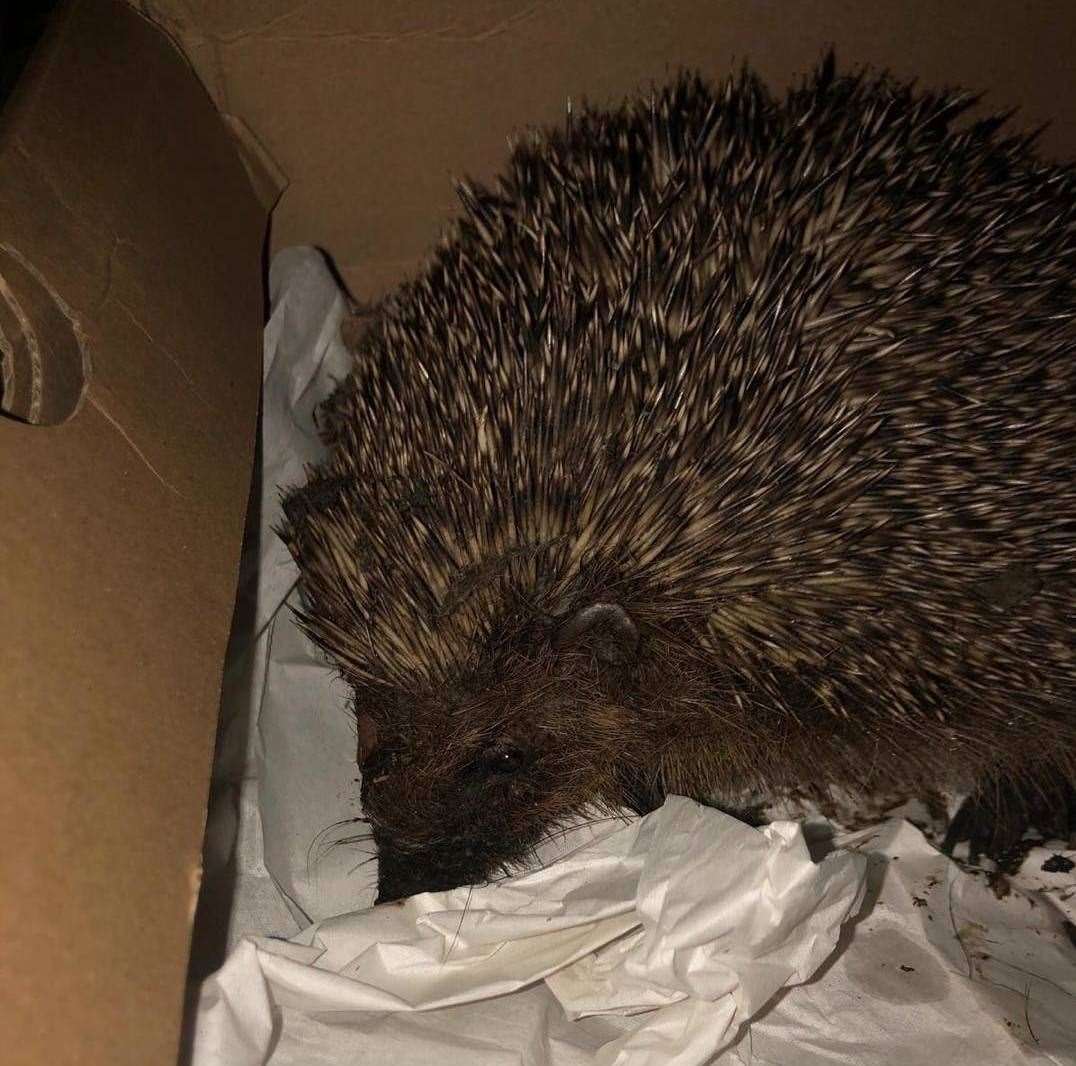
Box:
[193,795,866,1066]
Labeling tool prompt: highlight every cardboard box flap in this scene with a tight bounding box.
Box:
[0,0,265,1062]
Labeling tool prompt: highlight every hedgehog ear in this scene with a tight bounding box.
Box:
[552,602,640,667]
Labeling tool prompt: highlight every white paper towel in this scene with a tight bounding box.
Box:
[193,797,866,1066]
[189,247,1076,1065]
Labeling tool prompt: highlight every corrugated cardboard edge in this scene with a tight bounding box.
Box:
[221,113,288,213]
[124,0,288,213]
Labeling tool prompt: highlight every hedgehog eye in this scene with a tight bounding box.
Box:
[484,745,527,775]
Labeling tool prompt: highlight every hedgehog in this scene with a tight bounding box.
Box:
[281,56,1076,903]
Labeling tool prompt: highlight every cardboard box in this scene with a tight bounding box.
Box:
[0,1,264,1063]
[3,1,1074,1063]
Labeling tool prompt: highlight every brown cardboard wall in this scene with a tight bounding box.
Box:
[0,2,264,1063]
[134,0,1076,301]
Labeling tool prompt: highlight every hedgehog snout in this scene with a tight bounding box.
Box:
[362,739,544,901]
[370,810,528,903]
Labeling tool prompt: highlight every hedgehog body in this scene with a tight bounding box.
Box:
[283,60,1076,901]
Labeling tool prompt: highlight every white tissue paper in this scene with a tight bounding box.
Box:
[189,247,1076,1066]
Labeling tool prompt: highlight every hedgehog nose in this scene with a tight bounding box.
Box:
[374,846,473,903]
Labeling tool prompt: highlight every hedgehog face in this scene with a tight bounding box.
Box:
[354,622,655,902]
[361,718,561,903]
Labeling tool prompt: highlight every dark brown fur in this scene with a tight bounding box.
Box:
[281,58,1076,902]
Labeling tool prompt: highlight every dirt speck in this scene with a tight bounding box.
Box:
[987,871,1012,899]
[1063,920,1076,950]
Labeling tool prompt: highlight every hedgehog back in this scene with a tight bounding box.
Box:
[285,66,1076,800]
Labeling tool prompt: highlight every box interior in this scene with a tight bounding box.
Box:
[4,2,1076,1062]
